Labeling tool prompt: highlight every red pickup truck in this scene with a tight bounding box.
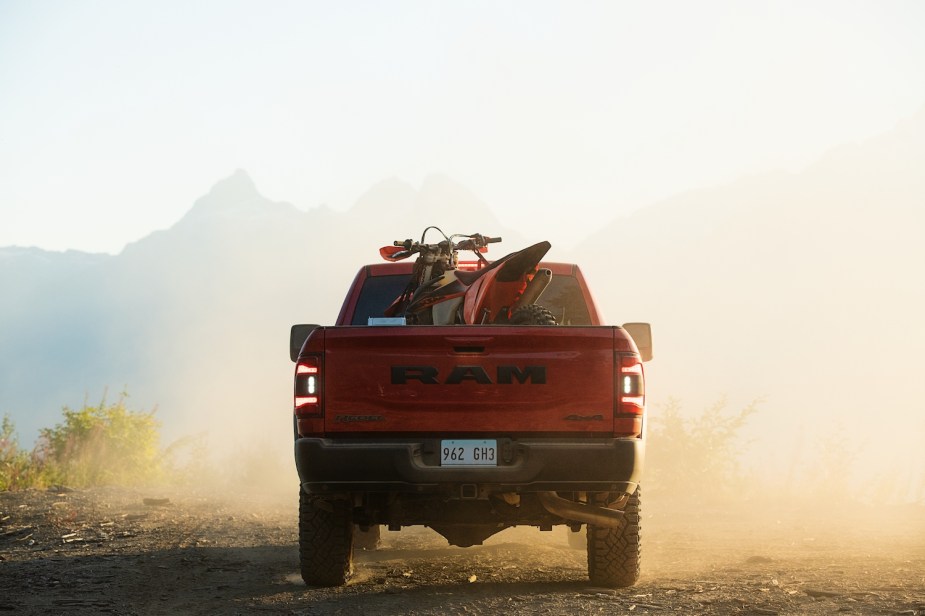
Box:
[290,259,652,588]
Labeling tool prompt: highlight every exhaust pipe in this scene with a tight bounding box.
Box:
[513,268,552,310]
[537,492,625,529]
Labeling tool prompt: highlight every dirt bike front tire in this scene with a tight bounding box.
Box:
[509,304,558,325]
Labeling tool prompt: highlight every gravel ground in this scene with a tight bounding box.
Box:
[1,486,923,615]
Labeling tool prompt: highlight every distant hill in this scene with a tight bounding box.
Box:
[574,106,925,494]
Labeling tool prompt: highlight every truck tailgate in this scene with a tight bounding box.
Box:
[322,326,615,434]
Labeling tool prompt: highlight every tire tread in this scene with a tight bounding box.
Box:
[587,488,641,588]
[298,490,354,586]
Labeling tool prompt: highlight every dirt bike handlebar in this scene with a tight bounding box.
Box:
[391,233,501,253]
[455,236,500,251]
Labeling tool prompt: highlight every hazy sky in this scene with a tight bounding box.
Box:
[2,1,925,253]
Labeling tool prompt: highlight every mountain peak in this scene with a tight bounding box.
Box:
[349,177,417,217]
[204,169,259,204]
[175,169,298,228]
[412,174,502,235]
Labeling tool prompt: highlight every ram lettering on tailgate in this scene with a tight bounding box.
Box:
[390,365,546,385]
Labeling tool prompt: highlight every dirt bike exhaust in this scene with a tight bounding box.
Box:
[512,268,552,311]
[537,492,625,529]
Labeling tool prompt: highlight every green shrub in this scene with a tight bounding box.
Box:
[37,395,163,487]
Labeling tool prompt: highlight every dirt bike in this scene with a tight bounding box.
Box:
[379,226,557,326]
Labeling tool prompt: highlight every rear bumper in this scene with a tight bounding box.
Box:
[294,436,643,494]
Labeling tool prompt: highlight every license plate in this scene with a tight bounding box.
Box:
[440,439,498,466]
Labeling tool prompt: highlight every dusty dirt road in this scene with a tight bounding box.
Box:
[1,486,923,615]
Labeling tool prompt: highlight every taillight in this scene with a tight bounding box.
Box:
[294,356,322,416]
[615,354,645,437]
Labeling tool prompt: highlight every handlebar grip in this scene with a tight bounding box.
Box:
[485,236,502,244]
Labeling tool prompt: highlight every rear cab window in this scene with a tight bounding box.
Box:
[350,274,411,325]
[349,270,593,326]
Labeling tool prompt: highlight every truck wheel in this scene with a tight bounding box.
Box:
[509,304,557,325]
[354,524,381,550]
[299,490,354,586]
[587,488,641,588]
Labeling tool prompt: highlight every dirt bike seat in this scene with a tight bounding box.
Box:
[453,266,492,285]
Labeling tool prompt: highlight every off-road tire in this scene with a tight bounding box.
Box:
[587,488,641,588]
[299,489,354,586]
[509,304,558,325]
[354,524,381,550]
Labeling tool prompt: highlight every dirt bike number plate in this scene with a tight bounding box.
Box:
[440,440,498,466]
